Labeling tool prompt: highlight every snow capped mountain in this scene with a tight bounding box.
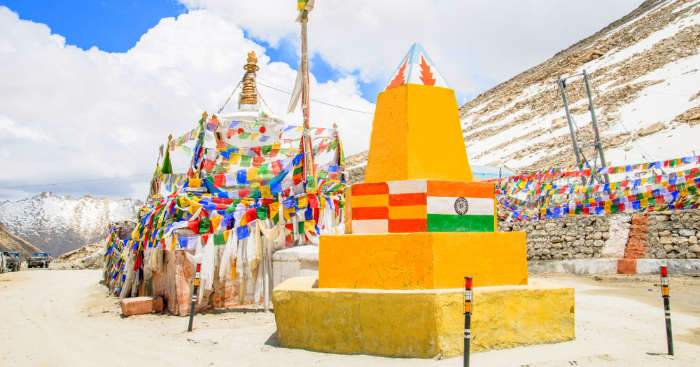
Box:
[346,0,699,182]
[459,0,700,172]
[0,192,141,256]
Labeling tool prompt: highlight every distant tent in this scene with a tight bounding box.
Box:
[471,165,516,181]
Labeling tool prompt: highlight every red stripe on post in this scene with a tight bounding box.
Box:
[388,219,427,233]
[389,193,427,206]
[660,266,667,277]
[351,182,389,195]
[196,264,202,272]
[351,207,389,220]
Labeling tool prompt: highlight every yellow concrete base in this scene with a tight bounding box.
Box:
[273,276,575,358]
[319,232,528,289]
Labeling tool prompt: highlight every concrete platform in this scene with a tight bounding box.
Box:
[273,276,575,358]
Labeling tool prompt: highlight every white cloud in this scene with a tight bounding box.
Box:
[0,1,644,200]
[0,6,372,199]
[180,0,642,98]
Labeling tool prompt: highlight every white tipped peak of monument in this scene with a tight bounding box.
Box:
[385,43,448,90]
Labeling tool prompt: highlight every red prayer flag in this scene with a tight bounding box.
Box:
[188,220,200,234]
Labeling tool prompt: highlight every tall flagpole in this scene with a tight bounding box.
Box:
[298,1,316,190]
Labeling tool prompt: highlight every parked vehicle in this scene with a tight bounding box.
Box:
[3,251,21,272]
[28,252,51,268]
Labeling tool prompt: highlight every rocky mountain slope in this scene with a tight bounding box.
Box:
[0,193,140,256]
[0,221,43,258]
[346,0,700,181]
[459,0,700,172]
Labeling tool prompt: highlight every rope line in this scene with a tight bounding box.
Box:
[257,79,374,115]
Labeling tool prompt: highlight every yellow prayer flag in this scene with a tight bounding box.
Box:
[269,202,280,217]
[229,153,242,164]
[284,207,294,220]
[298,196,308,208]
[210,215,223,232]
[190,178,202,188]
[188,202,202,215]
[304,220,315,232]
[261,185,273,198]
[247,167,259,181]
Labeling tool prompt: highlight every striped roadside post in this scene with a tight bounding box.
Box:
[660,266,673,355]
[187,262,202,332]
[464,276,472,367]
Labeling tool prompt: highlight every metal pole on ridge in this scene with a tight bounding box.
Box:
[464,276,472,367]
[660,266,674,355]
[582,69,609,184]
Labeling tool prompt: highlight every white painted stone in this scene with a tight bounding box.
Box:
[601,214,630,258]
[528,259,618,274]
[386,180,426,194]
[635,259,700,274]
[272,245,319,289]
[351,219,388,234]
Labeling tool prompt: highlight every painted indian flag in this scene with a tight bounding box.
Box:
[426,181,495,232]
[348,180,496,234]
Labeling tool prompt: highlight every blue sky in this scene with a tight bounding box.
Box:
[0,1,646,200]
[0,1,186,52]
[1,0,384,102]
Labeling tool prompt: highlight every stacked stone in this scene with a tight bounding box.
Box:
[499,216,608,260]
[645,211,700,259]
[498,209,700,261]
[624,213,647,259]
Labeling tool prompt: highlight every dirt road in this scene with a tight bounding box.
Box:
[1,270,699,367]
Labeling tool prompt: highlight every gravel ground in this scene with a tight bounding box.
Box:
[0,269,699,366]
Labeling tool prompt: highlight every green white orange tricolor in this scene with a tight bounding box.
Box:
[349,180,495,234]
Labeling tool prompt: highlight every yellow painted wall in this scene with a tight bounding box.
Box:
[318,232,527,289]
[364,84,473,183]
[273,276,575,358]
[364,86,408,182]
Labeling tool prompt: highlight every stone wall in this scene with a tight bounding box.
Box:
[498,209,700,260]
[499,216,612,260]
[645,210,700,259]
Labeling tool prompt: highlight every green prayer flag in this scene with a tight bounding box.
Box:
[240,155,252,167]
[256,206,269,220]
[199,217,211,234]
[214,232,226,246]
[161,145,173,175]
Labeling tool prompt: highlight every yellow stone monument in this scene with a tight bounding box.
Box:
[273,44,574,358]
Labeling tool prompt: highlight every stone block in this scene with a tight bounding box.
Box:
[617,258,637,274]
[120,296,154,316]
[152,296,164,313]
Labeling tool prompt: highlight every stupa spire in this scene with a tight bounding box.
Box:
[239,51,260,108]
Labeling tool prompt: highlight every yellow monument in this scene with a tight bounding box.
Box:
[273,44,574,358]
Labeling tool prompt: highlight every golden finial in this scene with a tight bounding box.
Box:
[240,51,259,106]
